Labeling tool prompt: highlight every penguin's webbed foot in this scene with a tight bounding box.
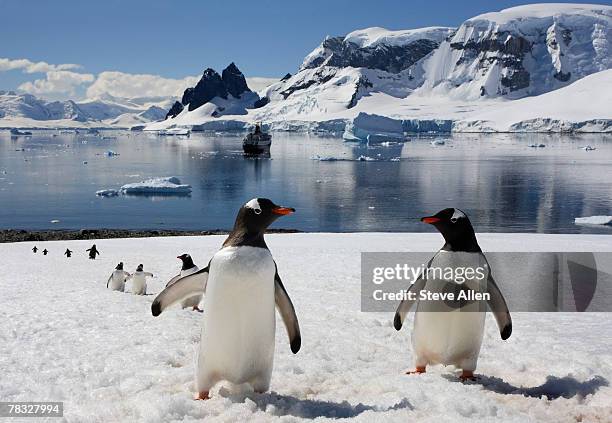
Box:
[459,370,478,381]
[195,391,210,400]
[193,306,203,313]
[406,366,426,375]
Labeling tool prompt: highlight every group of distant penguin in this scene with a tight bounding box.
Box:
[32,243,100,259]
[141,198,513,401]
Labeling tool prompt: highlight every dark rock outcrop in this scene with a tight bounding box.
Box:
[165,101,184,119]
[348,76,373,108]
[451,31,532,94]
[222,62,251,98]
[281,73,292,81]
[303,37,442,74]
[253,96,270,108]
[280,69,336,99]
[183,68,228,111]
[170,63,258,116]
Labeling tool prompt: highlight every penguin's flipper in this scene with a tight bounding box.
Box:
[486,273,512,340]
[106,275,112,289]
[165,274,181,288]
[274,269,301,354]
[151,267,209,317]
[393,276,426,330]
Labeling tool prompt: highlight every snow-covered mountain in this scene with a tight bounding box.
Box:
[0,90,174,128]
[148,3,611,134]
[422,3,612,99]
[162,63,260,122]
[3,3,611,133]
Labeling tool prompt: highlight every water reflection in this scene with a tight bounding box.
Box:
[0,130,610,233]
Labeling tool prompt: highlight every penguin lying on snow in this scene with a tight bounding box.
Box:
[152,198,301,400]
[107,262,131,292]
[394,208,512,381]
[130,264,153,295]
[165,254,203,312]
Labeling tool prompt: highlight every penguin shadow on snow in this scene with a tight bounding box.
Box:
[443,374,609,399]
[219,389,413,419]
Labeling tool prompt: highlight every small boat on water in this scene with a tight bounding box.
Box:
[9,128,32,136]
[243,123,271,154]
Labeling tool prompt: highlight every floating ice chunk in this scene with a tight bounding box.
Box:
[431,139,446,146]
[120,177,192,195]
[96,189,119,197]
[580,145,597,151]
[50,219,60,223]
[311,155,339,161]
[574,216,612,226]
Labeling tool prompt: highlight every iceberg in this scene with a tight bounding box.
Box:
[119,177,192,195]
[96,189,119,197]
[574,216,612,226]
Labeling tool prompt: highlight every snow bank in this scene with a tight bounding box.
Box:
[454,70,612,132]
[0,233,611,422]
[119,177,192,195]
[575,216,612,226]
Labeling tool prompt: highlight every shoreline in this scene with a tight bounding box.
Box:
[0,228,301,243]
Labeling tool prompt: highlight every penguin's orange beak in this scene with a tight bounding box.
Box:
[272,206,295,215]
[421,216,441,224]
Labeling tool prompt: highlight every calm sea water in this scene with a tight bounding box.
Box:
[1,130,611,233]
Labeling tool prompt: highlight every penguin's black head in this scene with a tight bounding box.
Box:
[136,264,143,272]
[115,262,123,270]
[421,208,481,252]
[177,253,195,270]
[235,198,295,234]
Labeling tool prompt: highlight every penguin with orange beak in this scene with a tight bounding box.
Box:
[394,208,512,380]
[152,198,301,399]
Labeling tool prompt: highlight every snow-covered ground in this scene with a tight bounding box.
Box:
[1,233,611,422]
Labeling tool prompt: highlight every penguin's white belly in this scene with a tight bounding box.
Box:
[413,251,488,370]
[110,271,125,292]
[131,273,147,295]
[199,246,276,386]
[180,267,202,308]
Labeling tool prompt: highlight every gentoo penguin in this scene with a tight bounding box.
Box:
[107,262,131,292]
[394,208,512,380]
[42,249,48,255]
[64,248,72,258]
[151,198,301,400]
[165,254,203,312]
[129,264,153,295]
[86,244,99,260]
[32,246,38,253]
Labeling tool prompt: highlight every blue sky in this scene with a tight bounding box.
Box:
[1,0,609,99]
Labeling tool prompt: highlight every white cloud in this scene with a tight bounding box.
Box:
[86,71,199,99]
[246,77,279,92]
[3,56,279,101]
[0,57,81,74]
[18,71,94,98]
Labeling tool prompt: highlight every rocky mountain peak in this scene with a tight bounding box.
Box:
[181,68,228,111]
[222,62,251,98]
[168,63,257,117]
